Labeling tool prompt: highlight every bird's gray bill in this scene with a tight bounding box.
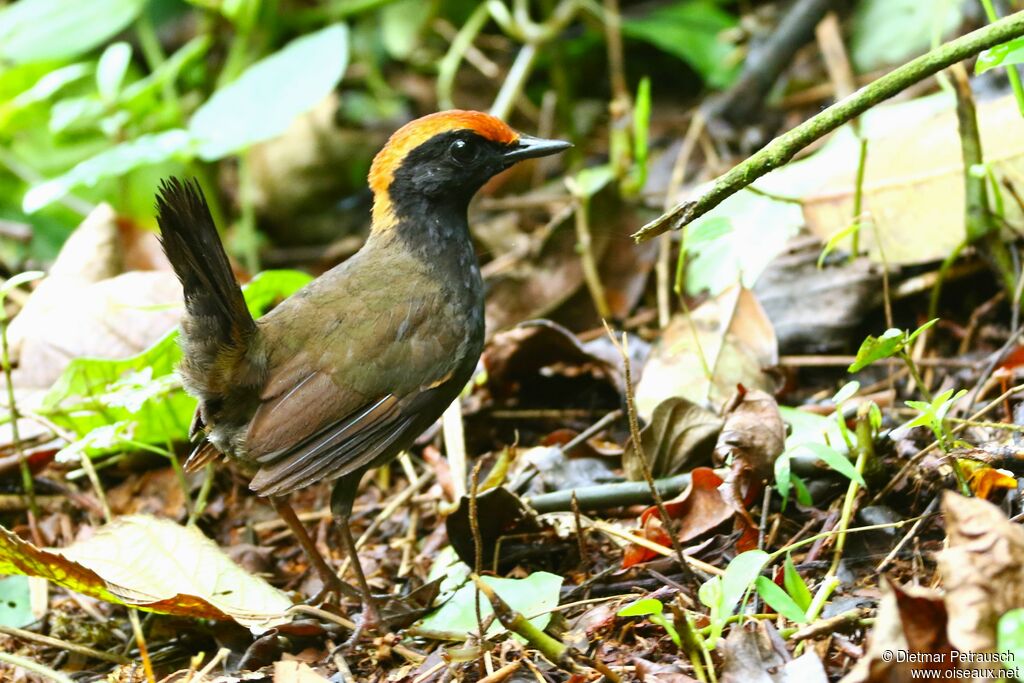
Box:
[503,135,572,163]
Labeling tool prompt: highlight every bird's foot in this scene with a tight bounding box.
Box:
[341,599,388,648]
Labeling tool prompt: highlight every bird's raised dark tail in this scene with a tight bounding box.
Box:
[155,177,256,401]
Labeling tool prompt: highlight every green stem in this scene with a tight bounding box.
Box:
[0,309,37,520]
[634,11,1024,241]
[849,137,868,261]
[901,351,933,403]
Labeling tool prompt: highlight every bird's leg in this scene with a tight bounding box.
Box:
[270,497,360,604]
[337,512,384,642]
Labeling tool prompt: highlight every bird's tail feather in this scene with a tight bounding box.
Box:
[156,177,256,387]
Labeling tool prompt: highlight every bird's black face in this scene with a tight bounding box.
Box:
[390,130,570,206]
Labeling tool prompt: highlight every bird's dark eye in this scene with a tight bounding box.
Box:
[448,138,480,166]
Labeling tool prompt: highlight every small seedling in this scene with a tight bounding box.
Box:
[617,597,681,648]
[848,319,938,401]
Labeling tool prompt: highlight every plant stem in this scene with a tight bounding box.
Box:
[900,351,933,403]
[0,653,74,683]
[634,11,1024,241]
[827,409,872,577]
[849,137,868,261]
[0,307,38,526]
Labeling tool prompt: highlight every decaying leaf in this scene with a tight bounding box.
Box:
[8,204,181,389]
[720,620,827,683]
[635,286,778,419]
[445,486,544,570]
[623,467,734,567]
[802,93,1024,265]
[938,491,1024,654]
[272,660,331,683]
[0,515,292,629]
[483,319,623,401]
[623,397,723,481]
[714,388,786,482]
[753,237,885,353]
[841,580,952,683]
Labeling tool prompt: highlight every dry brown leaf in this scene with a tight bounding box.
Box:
[272,661,331,683]
[938,491,1024,654]
[8,204,181,388]
[803,93,1024,265]
[720,620,828,683]
[841,580,952,683]
[635,286,777,419]
[624,396,723,481]
[714,388,786,481]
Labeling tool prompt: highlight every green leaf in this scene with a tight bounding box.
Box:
[120,36,211,105]
[721,550,769,616]
[850,0,963,73]
[618,597,664,617]
[698,575,722,610]
[381,0,433,60]
[791,474,813,506]
[998,608,1024,672]
[415,572,563,641]
[190,24,349,160]
[977,37,1024,75]
[24,129,195,212]
[783,554,812,612]
[241,269,314,318]
[0,576,35,627]
[774,449,792,504]
[623,0,738,89]
[0,0,146,66]
[96,42,131,102]
[833,381,860,405]
[905,318,938,345]
[755,576,807,623]
[569,164,615,198]
[0,515,291,628]
[796,442,866,487]
[848,328,905,372]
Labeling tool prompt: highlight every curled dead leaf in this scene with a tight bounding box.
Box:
[623,397,723,481]
[623,467,733,568]
[938,491,1024,654]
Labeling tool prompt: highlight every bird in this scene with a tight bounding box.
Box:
[155,110,570,633]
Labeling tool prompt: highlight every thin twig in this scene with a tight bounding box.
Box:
[603,324,695,582]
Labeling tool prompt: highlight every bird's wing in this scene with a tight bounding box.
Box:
[243,267,473,497]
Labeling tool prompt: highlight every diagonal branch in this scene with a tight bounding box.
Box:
[633,11,1024,243]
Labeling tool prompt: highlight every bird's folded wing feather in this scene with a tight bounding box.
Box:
[244,276,466,497]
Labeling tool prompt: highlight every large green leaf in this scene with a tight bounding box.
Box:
[23,129,195,213]
[190,24,349,160]
[623,0,738,89]
[415,572,563,641]
[0,576,35,627]
[0,0,146,66]
[850,0,964,73]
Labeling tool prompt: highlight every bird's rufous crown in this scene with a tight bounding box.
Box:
[368,110,519,228]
